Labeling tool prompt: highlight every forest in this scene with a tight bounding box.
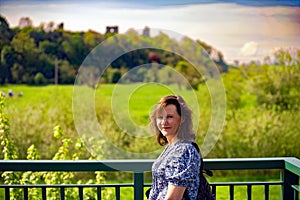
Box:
[0,15,228,87]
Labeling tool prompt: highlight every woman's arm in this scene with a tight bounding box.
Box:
[164,184,186,200]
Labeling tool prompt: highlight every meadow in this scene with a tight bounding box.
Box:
[1,75,299,160]
[1,64,299,199]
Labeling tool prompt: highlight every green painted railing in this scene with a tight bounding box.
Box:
[0,157,299,200]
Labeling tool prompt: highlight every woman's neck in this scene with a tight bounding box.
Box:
[167,135,179,145]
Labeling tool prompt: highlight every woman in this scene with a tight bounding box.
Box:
[148,94,200,200]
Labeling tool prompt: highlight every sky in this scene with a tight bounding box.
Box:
[0,0,299,64]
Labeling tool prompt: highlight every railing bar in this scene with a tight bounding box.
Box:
[116,186,120,200]
[60,186,65,200]
[5,187,10,200]
[134,172,144,200]
[294,189,298,200]
[23,186,28,200]
[42,187,47,200]
[78,186,83,200]
[0,183,133,187]
[0,182,286,199]
[264,184,269,200]
[247,185,252,200]
[97,187,102,200]
[229,185,234,200]
[212,185,216,199]
[0,183,143,188]
[211,181,283,186]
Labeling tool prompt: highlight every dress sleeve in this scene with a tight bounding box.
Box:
[165,144,200,187]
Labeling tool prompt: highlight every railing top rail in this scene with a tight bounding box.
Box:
[284,157,300,176]
[204,157,297,170]
[0,157,299,173]
[0,159,154,172]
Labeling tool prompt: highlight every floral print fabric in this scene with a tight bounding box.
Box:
[149,141,200,200]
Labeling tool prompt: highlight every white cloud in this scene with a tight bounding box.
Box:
[240,41,259,56]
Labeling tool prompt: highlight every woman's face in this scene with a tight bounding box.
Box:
[156,104,181,141]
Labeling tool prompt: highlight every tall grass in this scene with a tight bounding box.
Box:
[0,82,299,160]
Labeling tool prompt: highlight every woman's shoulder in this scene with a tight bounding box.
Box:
[173,141,200,156]
[169,141,201,167]
[174,140,196,148]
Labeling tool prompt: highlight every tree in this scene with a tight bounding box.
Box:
[11,31,39,82]
[175,60,204,90]
[59,60,76,84]
[253,66,300,111]
[62,33,89,67]
[34,72,47,85]
[272,47,299,66]
[11,31,36,54]
[196,39,228,72]
[39,40,57,55]
[1,45,15,83]
[10,63,25,84]
[0,15,13,50]
[83,30,104,49]
[106,67,122,83]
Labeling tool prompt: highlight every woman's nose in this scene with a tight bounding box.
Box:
[161,117,167,125]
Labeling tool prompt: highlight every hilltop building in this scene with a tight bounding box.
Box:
[106,26,119,34]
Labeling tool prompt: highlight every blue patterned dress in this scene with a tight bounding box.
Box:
[149,141,200,200]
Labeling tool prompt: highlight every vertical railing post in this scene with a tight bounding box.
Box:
[264,184,269,200]
[247,185,252,200]
[24,186,28,200]
[42,187,47,200]
[5,187,10,200]
[229,185,234,200]
[281,169,299,200]
[134,172,144,200]
[97,187,102,200]
[78,186,83,200]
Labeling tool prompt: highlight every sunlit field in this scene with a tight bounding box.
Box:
[0,76,299,199]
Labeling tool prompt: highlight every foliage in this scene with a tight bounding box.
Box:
[207,60,300,159]
[251,64,300,111]
[0,96,17,160]
[0,95,22,199]
[0,95,113,199]
[1,77,299,161]
[175,60,204,90]
[34,72,47,85]
[0,15,227,87]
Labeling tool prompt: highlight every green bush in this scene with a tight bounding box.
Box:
[34,72,47,85]
[0,95,112,199]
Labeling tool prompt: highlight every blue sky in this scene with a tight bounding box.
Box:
[1,0,299,7]
[1,0,299,64]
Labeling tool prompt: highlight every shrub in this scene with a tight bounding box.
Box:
[34,72,47,85]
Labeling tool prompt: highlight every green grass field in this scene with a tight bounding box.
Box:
[0,84,297,199]
[1,84,298,160]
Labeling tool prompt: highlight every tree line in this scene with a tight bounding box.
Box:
[0,15,228,88]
